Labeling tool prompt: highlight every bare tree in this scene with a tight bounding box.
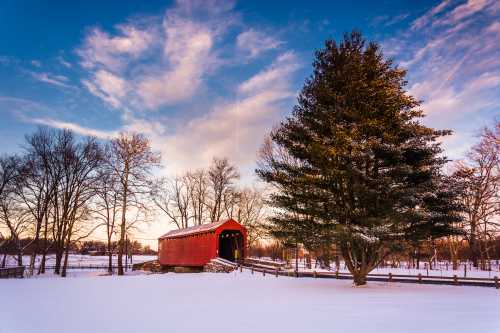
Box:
[50,131,104,277]
[208,157,239,222]
[234,188,267,249]
[151,176,192,229]
[0,155,30,267]
[94,157,121,274]
[109,133,160,275]
[453,121,499,269]
[186,170,209,225]
[16,128,57,275]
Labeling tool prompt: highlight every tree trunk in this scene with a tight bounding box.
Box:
[28,218,43,276]
[416,246,420,269]
[340,241,381,287]
[107,236,113,274]
[469,229,480,268]
[54,248,63,274]
[1,252,6,268]
[38,252,46,275]
[118,173,128,276]
[61,246,70,278]
[61,231,72,278]
[38,216,49,274]
[16,243,23,267]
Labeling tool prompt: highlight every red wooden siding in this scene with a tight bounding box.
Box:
[158,219,247,267]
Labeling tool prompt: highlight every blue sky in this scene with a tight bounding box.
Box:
[1,0,499,181]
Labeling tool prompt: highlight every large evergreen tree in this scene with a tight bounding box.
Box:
[256,32,462,285]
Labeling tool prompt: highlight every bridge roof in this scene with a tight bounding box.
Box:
[158,219,242,239]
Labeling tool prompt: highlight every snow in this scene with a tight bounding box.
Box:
[1,270,499,333]
[158,219,229,239]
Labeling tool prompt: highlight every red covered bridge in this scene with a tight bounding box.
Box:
[158,219,247,268]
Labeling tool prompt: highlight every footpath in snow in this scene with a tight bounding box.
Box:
[1,270,499,333]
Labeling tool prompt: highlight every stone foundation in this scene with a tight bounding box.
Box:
[203,258,237,273]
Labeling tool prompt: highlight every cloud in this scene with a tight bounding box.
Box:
[82,70,129,108]
[78,1,229,110]
[411,0,452,30]
[441,0,491,25]
[30,72,74,89]
[147,52,300,174]
[486,20,500,33]
[372,13,410,27]
[0,96,118,139]
[78,24,155,72]
[30,117,118,139]
[136,16,215,109]
[73,0,297,178]
[238,52,298,94]
[393,0,500,159]
[236,29,282,59]
[57,56,72,68]
[31,60,42,67]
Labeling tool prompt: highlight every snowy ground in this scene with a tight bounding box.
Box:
[1,270,499,333]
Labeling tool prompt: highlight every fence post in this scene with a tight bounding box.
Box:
[388,272,393,282]
[453,274,458,286]
[275,269,278,278]
[251,267,254,275]
[313,271,317,278]
[494,276,498,289]
[335,270,339,279]
[263,269,266,277]
[239,265,242,273]
[418,273,422,283]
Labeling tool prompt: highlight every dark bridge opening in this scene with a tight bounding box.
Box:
[218,230,243,262]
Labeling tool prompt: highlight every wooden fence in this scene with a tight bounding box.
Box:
[0,266,25,279]
[241,263,500,289]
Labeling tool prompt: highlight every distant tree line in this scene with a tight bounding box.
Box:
[0,237,156,263]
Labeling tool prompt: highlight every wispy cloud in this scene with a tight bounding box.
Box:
[0,96,118,139]
[78,24,156,72]
[82,70,129,108]
[78,0,233,111]
[70,0,299,177]
[57,56,72,68]
[30,60,42,67]
[371,13,410,27]
[236,29,282,59]
[30,117,118,139]
[392,0,500,158]
[139,51,300,175]
[30,72,74,89]
[136,15,216,109]
[411,0,452,30]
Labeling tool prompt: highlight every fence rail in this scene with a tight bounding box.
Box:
[0,266,25,279]
[241,263,500,289]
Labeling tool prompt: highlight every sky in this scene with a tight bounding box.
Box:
[1,0,499,179]
[0,0,499,244]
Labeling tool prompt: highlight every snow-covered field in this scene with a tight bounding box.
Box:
[1,270,499,333]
